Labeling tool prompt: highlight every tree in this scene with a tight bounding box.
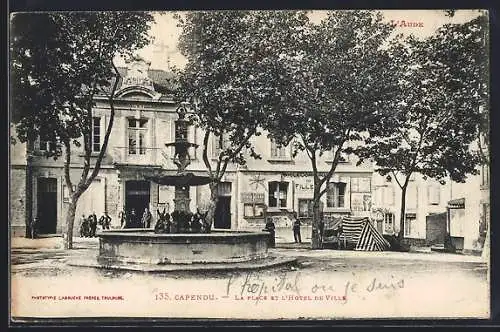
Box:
[176,11,308,230]
[356,14,487,242]
[10,12,154,248]
[266,10,399,249]
[436,13,489,163]
[10,13,63,238]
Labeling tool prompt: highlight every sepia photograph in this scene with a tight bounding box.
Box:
[9,8,490,321]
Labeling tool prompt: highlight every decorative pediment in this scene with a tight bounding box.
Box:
[115,86,162,100]
[115,55,161,100]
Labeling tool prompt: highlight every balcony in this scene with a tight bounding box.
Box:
[111,146,165,166]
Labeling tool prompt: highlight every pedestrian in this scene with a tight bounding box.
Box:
[319,217,325,244]
[30,216,39,239]
[164,212,172,233]
[293,212,302,243]
[128,208,138,228]
[99,211,112,230]
[119,210,127,229]
[141,207,152,228]
[192,209,203,233]
[89,212,98,237]
[80,214,89,237]
[199,211,210,233]
[263,218,276,248]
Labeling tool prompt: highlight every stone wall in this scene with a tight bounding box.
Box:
[403,237,428,247]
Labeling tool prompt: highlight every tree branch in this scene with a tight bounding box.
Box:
[319,186,329,198]
[78,35,105,190]
[217,127,256,181]
[301,134,320,183]
[77,80,99,190]
[202,129,213,178]
[63,140,74,197]
[319,129,349,187]
[391,170,403,189]
[83,61,120,189]
[227,127,255,161]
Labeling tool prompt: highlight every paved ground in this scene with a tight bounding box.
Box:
[10,237,489,320]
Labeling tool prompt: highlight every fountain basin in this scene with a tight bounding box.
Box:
[97,229,271,265]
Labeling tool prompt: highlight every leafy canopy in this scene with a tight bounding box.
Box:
[356,14,488,185]
[10,12,154,156]
[176,11,309,172]
[266,11,399,161]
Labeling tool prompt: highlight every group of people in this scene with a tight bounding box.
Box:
[262,212,311,247]
[78,207,154,236]
[79,211,111,237]
[154,208,209,234]
[119,208,153,229]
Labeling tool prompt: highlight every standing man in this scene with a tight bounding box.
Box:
[89,212,98,237]
[30,216,39,239]
[80,214,89,237]
[141,207,152,228]
[264,218,276,248]
[99,211,112,230]
[128,208,138,228]
[119,210,127,229]
[292,212,302,243]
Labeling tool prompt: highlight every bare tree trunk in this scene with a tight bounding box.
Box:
[60,64,119,249]
[63,198,77,250]
[398,184,408,242]
[311,183,322,249]
[205,182,219,232]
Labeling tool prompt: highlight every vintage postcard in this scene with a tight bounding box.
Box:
[9,9,490,321]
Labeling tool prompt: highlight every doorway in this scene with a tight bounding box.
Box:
[37,178,58,234]
[125,180,151,216]
[214,182,232,229]
[215,196,231,229]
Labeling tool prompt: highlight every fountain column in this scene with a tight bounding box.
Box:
[174,185,190,212]
[166,104,198,213]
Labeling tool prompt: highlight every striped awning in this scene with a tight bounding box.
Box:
[342,217,390,251]
[448,198,465,209]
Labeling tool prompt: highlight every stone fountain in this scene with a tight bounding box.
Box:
[74,104,296,271]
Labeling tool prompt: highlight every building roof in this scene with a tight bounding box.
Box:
[102,67,177,96]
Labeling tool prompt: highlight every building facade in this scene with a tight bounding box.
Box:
[9,58,375,238]
[11,58,488,249]
[371,173,452,243]
[371,165,489,252]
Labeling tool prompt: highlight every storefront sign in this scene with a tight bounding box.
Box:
[241,192,265,204]
[294,179,314,192]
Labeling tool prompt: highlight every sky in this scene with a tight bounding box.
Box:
[115,9,484,71]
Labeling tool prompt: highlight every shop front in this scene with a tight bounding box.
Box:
[448,197,466,251]
[237,171,373,230]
